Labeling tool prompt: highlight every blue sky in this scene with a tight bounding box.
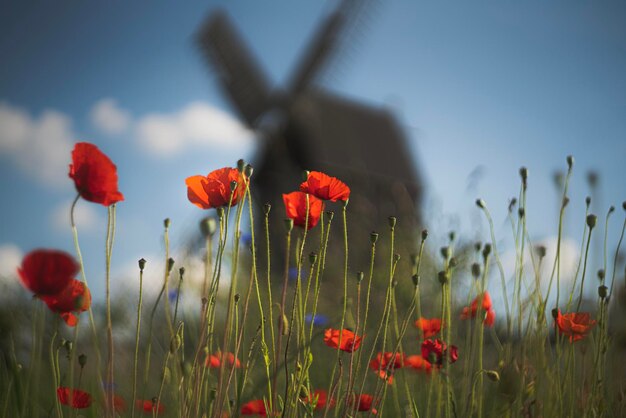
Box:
[1,1,625,301]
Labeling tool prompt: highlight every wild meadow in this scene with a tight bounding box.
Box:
[1,143,625,418]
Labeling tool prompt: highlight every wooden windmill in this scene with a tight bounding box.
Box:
[196,0,423,262]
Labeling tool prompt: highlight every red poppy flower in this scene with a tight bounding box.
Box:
[69,142,124,206]
[556,310,597,342]
[302,389,335,411]
[421,338,458,367]
[350,394,378,414]
[323,328,363,353]
[300,171,350,202]
[283,191,324,230]
[186,167,247,209]
[57,387,93,409]
[460,292,495,327]
[415,317,443,338]
[136,399,165,415]
[241,399,267,416]
[39,279,91,326]
[18,249,78,296]
[205,351,242,368]
[405,355,433,374]
[369,352,406,384]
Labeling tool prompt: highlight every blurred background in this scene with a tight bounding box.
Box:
[1,0,625,304]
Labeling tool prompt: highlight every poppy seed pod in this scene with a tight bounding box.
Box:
[597,269,605,281]
[585,196,591,207]
[448,231,456,242]
[482,244,492,260]
[598,285,608,299]
[412,274,420,287]
[609,206,615,214]
[78,353,87,368]
[234,294,240,303]
[216,206,224,219]
[440,247,450,259]
[519,167,528,188]
[438,271,449,285]
[229,180,238,193]
[474,242,482,252]
[164,218,171,229]
[536,246,547,259]
[138,258,146,271]
[566,155,574,170]
[449,257,458,268]
[388,216,397,228]
[179,267,185,279]
[264,203,271,215]
[237,158,245,172]
[551,308,559,320]
[586,214,597,229]
[518,207,525,218]
[167,258,175,274]
[421,229,429,241]
[370,232,379,244]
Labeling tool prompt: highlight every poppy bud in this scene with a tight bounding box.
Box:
[471,263,481,279]
[623,201,626,211]
[474,242,482,252]
[412,274,420,287]
[587,171,598,188]
[421,229,429,241]
[281,314,289,335]
[566,155,574,170]
[178,266,185,279]
[518,207,525,218]
[356,271,364,283]
[170,335,181,353]
[152,397,159,405]
[264,203,271,215]
[393,253,401,263]
[559,197,569,209]
[325,211,334,221]
[438,270,449,285]
[448,231,456,242]
[551,308,559,320]
[597,269,605,281]
[482,244,492,260]
[200,217,217,237]
[138,258,147,271]
[302,170,310,182]
[598,285,608,299]
[476,199,486,209]
[585,196,591,208]
[237,159,245,172]
[519,167,528,188]
[230,180,238,193]
[370,232,379,244]
[164,218,171,229]
[388,216,397,228]
[78,353,87,368]
[234,294,240,303]
[536,246,547,259]
[440,247,450,259]
[167,258,175,274]
[244,164,253,178]
[284,218,294,233]
[587,214,597,229]
[449,257,458,268]
[609,206,615,214]
[485,370,500,382]
[508,198,517,213]
[309,252,318,265]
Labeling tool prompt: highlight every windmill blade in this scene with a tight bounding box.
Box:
[286,0,376,96]
[196,10,272,127]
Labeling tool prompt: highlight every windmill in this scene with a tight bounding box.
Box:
[196,0,423,263]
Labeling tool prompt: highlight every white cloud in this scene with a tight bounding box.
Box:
[90,98,131,135]
[0,102,74,187]
[50,199,101,233]
[135,101,254,156]
[0,244,22,280]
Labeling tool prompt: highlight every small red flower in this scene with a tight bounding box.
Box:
[323,328,363,353]
[186,167,246,209]
[415,317,443,338]
[57,387,93,409]
[18,249,78,296]
[69,142,124,206]
[283,191,324,230]
[369,352,406,384]
[136,399,164,415]
[460,292,495,327]
[302,389,335,411]
[300,171,350,202]
[421,338,458,367]
[205,351,242,368]
[556,310,597,342]
[405,355,433,374]
[350,394,378,414]
[241,399,267,416]
[39,279,91,326]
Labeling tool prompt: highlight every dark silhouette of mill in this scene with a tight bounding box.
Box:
[196,0,423,262]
